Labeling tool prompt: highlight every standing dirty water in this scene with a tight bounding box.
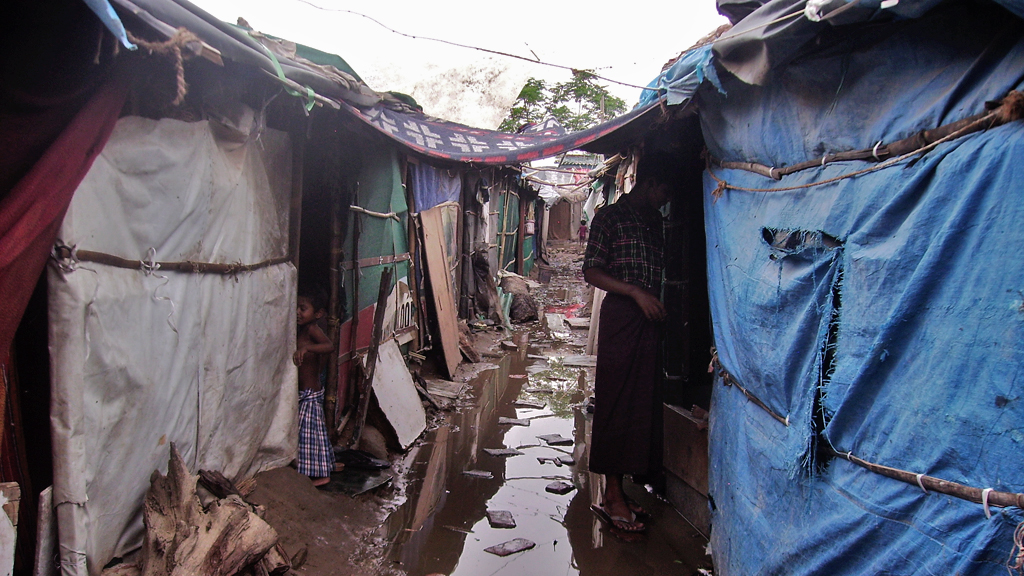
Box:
[376,245,711,576]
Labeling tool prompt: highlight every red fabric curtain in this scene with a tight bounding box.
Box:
[0,70,129,367]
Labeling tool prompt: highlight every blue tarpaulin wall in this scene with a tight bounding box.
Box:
[411,163,461,212]
[697,2,1024,574]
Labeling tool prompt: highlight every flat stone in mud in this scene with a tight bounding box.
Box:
[537,457,563,467]
[463,470,493,479]
[558,455,576,465]
[545,481,575,495]
[500,340,519,350]
[565,317,591,329]
[524,387,554,394]
[537,434,574,446]
[497,417,530,426]
[545,313,568,332]
[513,399,546,409]
[486,510,516,529]
[484,448,524,457]
[484,538,535,557]
[561,354,597,367]
[424,379,467,400]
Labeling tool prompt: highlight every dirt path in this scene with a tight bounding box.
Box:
[251,242,710,576]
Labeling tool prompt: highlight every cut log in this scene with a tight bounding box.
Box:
[260,543,290,575]
[140,444,278,576]
[198,469,240,499]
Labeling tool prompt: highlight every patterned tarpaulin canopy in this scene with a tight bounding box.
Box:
[338,99,662,165]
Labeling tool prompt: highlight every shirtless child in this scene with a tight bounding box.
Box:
[294,289,336,486]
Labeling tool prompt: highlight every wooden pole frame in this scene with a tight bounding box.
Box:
[324,190,343,439]
[349,266,393,448]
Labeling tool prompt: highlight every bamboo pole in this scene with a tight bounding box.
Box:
[823,446,1024,510]
[345,182,361,420]
[403,164,423,351]
[497,180,512,272]
[324,191,343,439]
[349,266,393,448]
[516,191,526,275]
[289,139,304,268]
[52,248,291,275]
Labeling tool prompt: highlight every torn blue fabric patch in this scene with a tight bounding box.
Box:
[638,45,720,107]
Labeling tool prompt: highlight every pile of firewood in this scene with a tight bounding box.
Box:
[103,445,294,576]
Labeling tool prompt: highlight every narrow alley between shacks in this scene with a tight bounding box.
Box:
[241,243,711,576]
[9,3,1024,576]
[374,243,710,576]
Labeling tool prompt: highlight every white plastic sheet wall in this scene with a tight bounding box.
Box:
[47,117,297,575]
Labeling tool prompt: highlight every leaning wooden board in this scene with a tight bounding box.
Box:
[419,206,462,378]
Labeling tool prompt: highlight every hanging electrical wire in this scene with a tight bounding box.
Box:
[291,0,659,91]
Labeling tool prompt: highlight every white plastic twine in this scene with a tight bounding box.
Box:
[53,240,102,360]
[141,248,179,334]
[51,240,80,273]
[872,141,884,162]
[140,247,160,276]
[915,473,928,494]
[982,487,993,519]
[804,0,830,21]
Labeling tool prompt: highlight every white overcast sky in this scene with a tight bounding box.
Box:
[191,0,729,129]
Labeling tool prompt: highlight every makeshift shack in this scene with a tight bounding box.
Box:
[629,0,1024,573]
[1,2,671,574]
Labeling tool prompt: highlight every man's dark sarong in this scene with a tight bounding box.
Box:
[590,292,662,476]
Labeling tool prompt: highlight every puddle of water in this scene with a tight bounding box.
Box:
[378,329,710,576]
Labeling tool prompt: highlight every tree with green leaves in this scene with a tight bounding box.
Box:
[499,71,627,133]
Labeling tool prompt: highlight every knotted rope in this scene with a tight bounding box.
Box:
[126,28,203,106]
[1009,520,1024,574]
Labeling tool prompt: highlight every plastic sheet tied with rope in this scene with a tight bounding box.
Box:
[700,4,1024,573]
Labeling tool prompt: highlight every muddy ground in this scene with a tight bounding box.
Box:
[248,242,711,576]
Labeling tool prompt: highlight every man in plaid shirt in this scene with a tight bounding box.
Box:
[582,152,676,533]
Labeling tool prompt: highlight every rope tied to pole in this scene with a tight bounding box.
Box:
[708,347,790,427]
[51,240,80,273]
[707,90,1024,199]
[349,205,401,221]
[139,247,178,333]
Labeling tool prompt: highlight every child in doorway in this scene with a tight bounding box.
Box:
[295,287,336,486]
[578,219,588,246]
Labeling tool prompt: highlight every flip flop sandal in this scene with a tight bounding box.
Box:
[591,504,646,533]
[625,498,650,519]
[602,499,650,520]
